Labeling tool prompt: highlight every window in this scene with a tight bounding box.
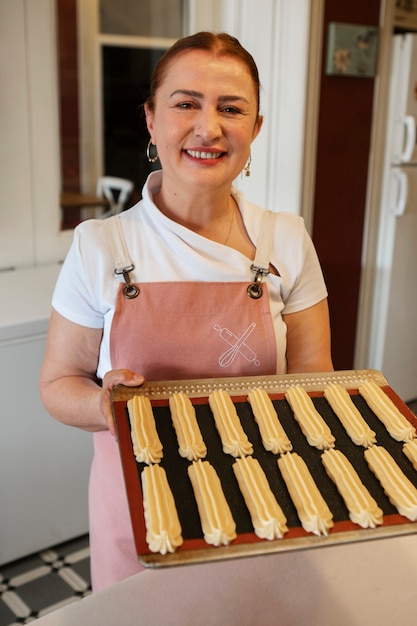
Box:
[101,45,165,200]
[59,0,184,228]
[99,0,183,37]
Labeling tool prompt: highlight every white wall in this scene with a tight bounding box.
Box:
[0,264,92,565]
[0,0,73,271]
[0,0,35,268]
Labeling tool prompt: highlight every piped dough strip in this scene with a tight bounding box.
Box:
[208,389,253,457]
[141,465,183,554]
[127,395,163,464]
[233,456,288,540]
[278,452,334,536]
[358,381,416,442]
[285,385,335,450]
[324,383,376,447]
[247,388,292,454]
[321,449,383,528]
[403,439,417,471]
[188,460,237,546]
[169,392,207,461]
[364,445,417,521]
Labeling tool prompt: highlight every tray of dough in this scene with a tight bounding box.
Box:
[111,369,417,568]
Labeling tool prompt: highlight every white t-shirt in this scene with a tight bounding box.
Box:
[52,171,327,378]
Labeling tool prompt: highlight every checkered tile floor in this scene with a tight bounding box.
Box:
[0,535,91,625]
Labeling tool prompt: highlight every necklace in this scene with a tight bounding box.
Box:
[223,202,236,246]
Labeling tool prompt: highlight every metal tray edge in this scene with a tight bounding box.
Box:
[112,369,388,402]
[138,520,417,568]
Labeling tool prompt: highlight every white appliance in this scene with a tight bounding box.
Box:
[0,265,92,565]
[366,33,417,402]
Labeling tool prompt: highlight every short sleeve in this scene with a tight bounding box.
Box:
[270,213,328,315]
[51,220,114,328]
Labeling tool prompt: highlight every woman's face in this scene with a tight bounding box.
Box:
[145,49,262,196]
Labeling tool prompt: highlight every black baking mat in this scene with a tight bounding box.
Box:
[129,391,417,542]
[133,402,253,538]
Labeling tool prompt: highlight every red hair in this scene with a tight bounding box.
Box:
[146,31,261,115]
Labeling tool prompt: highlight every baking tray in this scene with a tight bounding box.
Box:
[111,369,417,568]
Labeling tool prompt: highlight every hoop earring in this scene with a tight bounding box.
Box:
[243,153,251,177]
[146,140,159,163]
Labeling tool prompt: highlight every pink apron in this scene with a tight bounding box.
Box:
[89,211,278,591]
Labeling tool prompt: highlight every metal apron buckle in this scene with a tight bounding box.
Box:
[247,265,269,299]
[114,266,140,299]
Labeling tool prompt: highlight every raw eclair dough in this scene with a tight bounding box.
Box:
[324,383,376,447]
[364,445,417,521]
[278,452,334,536]
[285,385,335,450]
[127,395,163,464]
[403,439,417,471]
[233,455,288,539]
[322,448,383,528]
[169,392,207,461]
[247,388,292,454]
[358,381,416,442]
[141,464,183,554]
[208,389,253,457]
[188,460,236,546]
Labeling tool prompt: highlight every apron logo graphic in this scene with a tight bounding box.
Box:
[214,322,260,367]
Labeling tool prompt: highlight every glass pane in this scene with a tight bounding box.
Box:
[102,46,165,198]
[100,0,183,38]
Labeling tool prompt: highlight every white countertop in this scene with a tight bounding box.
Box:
[32,533,417,626]
[0,264,61,340]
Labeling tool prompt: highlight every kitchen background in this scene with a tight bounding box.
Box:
[0,0,416,591]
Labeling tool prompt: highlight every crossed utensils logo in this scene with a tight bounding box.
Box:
[214,322,260,368]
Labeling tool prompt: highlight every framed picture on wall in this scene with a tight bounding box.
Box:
[326,22,379,78]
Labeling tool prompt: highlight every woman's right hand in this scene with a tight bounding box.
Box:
[100,369,145,436]
[40,310,144,434]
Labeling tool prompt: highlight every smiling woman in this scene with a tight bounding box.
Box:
[1,4,323,596]
[144,44,263,234]
[40,30,333,592]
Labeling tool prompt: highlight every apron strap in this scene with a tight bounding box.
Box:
[104,214,134,273]
[247,210,276,300]
[252,209,276,272]
[104,215,139,299]
[104,210,276,300]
